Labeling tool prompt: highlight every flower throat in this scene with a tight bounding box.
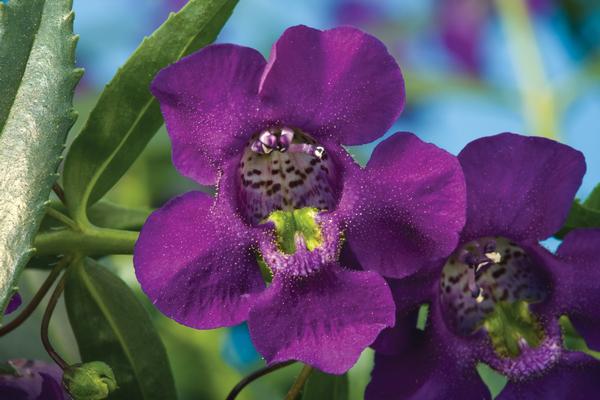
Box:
[440,237,550,359]
[237,127,338,225]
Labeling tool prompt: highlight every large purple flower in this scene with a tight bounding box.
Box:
[134,25,466,373]
[0,359,67,400]
[366,133,600,399]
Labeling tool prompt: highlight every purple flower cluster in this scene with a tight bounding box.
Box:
[134,25,600,396]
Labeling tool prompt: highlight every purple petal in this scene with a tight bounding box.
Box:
[498,353,600,400]
[151,44,267,184]
[247,264,394,374]
[258,25,405,146]
[134,191,265,329]
[372,269,438,355]
[0,360,65,400]
[458,133,585,243]
[367,320,489,400]
[555,229,600,350]
[4,292,22,315]
[344,132,466,278]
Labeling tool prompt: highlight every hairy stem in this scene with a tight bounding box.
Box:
[41,272,69,370]
[226,361,296,400]
[0,258,68,336]
[45,207,79,231]
[284,364,313,400]
[34,227,139,256]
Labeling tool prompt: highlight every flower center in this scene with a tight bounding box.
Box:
[237,127,338,225]
[440,237,548,337]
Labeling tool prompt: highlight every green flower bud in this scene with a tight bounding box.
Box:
[62,361,118,400]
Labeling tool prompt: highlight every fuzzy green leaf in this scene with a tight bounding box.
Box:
[65,259,176,400]
[0,0,80,312]
[63,0,238,224]
[302,370,348,400]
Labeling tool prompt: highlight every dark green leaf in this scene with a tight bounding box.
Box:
[63,0,238,224]
[65,259,177,400]
[555,184,600,238]
[0,0,80,311]
[583,183,600,209]
[302,370,348,400]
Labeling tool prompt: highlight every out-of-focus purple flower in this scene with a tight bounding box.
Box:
[4,292,22,315]
[367,133,600,399]
[134,25,467,373]
[438,0,490,76]
[168,0,188,13]
[0,359,67,400]
[334,0,382,26]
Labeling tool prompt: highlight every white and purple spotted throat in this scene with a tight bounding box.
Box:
[238,127,338,225]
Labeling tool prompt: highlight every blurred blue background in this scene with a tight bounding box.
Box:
[1,1,599,399]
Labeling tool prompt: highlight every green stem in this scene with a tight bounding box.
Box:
[34,227,138,256]
[0,258,68,336]
[284,365,313,400]
[46,207,79,231]
[225,361,296,400]
[41,272,69,370]
[494,0,559,140]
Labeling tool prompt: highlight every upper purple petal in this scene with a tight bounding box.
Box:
[134,191,265,329]
[343,132,466,279]
[458,133,585,243]
[248,264,394,374]
[151,44,267,184]
[258,25,405,146]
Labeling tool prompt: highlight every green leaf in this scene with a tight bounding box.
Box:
[476,363,507,399]
[63,0,238,224]
[0,0,80,312]
[555,184,600,238]
[65,259,176,400]
[302,370,348,400]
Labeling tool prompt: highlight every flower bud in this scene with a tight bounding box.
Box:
[62,361,117,400]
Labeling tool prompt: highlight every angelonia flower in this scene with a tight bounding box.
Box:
[4,292,22,315]
[134,25,466,373]
[367,133,600,399]
[0,359,67,400]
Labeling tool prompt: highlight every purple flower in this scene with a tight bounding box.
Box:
[366,133,600,399]
[0,359,67,400]
[4,292,22,315]
[134,25,466,373]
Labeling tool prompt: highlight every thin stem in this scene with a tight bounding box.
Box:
[52,183,66,205]
[494,0,558,140]
[284,364,313,400]
[45,207,79,231]
[225,361,296,400]
[41,273,68,370]
[0,259,68,336]
[34,227,139,256]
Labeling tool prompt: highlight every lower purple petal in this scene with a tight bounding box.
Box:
[498,353,600,400]
[555,228,600,350]
[248,264,394,374]
[367,329,489,400]
[134,191,265,329]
